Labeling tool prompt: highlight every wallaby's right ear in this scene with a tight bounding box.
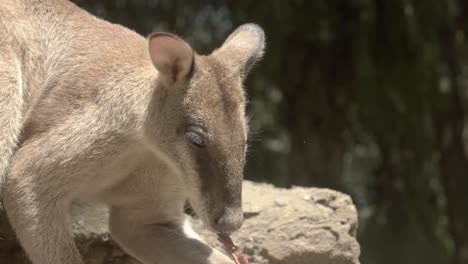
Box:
[148,33,194,85]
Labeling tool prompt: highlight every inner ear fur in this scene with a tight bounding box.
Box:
[148,33,194,85]
[214,23,266,75]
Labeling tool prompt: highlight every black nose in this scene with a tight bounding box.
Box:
[213,208,244,233]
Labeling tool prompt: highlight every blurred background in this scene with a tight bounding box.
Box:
[72,1,468,264]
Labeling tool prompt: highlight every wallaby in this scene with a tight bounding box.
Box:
[0,0,265,263]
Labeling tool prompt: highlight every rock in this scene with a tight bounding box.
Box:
[190,181,360,264]
[0,181,360,264]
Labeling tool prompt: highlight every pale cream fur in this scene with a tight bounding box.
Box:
[0,0,265,264]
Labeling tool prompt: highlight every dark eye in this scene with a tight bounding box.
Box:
[185,131,205,147]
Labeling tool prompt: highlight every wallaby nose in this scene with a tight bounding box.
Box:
[213,208,244,233]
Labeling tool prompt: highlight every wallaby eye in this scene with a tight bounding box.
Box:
[185,131,205,147]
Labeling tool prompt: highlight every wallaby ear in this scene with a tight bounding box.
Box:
[148,33,194,85]
[214,23,265,75]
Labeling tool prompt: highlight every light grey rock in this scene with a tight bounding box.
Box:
[0,181,360,264]
[190,181,360,264]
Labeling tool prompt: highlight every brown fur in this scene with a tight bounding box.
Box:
[0,0,265,263]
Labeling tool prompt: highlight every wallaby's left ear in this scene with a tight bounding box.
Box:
[214,23,265,75]
[148,33,194,85]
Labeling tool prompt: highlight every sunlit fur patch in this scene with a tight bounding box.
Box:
[183,218,203,241]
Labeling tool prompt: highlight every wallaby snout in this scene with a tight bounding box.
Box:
[213,207,244,234]
[210,180,244,233]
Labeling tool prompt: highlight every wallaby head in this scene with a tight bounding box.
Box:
[147,24,265,233]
